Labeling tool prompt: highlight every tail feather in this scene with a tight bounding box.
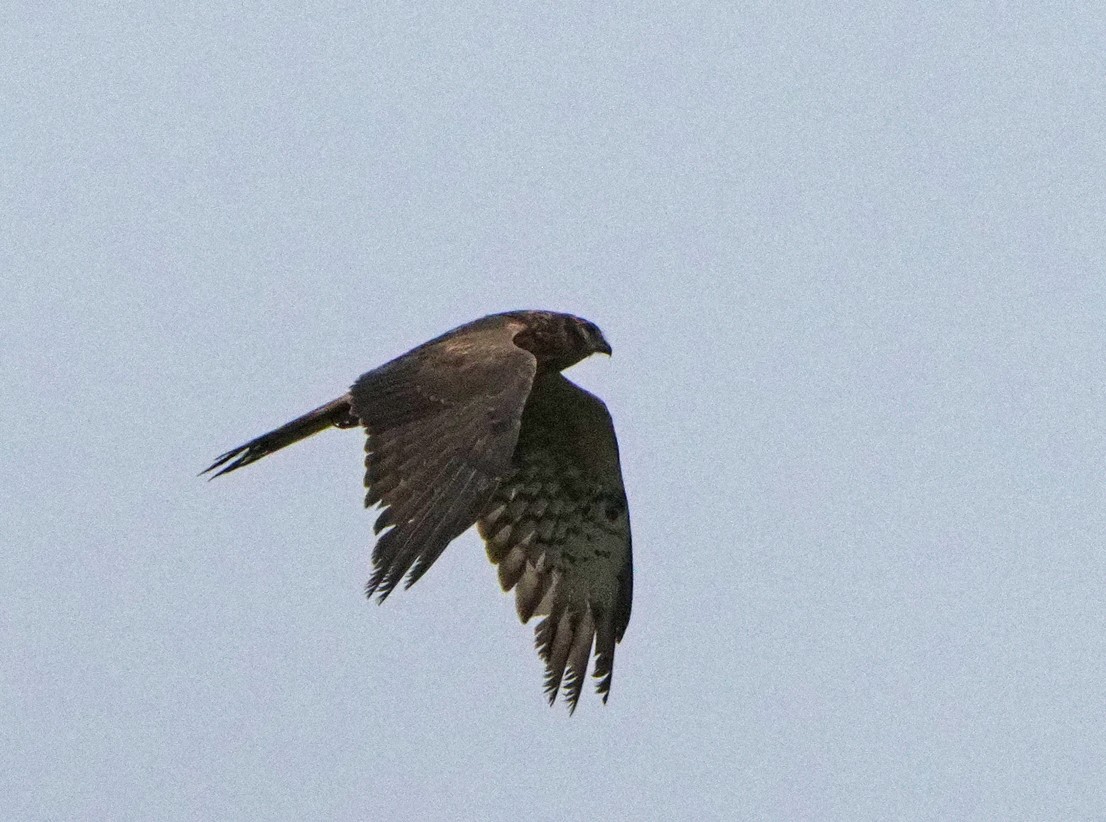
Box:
[202,395,358,479]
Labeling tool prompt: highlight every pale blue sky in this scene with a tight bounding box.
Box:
[4,3,1105,820]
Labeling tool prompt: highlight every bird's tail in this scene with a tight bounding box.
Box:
[202,395,358,479]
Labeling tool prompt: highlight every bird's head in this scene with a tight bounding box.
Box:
[510,311,612,370]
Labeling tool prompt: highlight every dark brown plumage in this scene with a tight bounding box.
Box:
[204,310,632,713]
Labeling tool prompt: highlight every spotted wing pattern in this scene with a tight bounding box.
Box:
[477,371,632,713]
[350,321,537,600]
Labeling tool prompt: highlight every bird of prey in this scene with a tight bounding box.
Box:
[204,310,632,712]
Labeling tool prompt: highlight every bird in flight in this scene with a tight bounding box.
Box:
[204,310,632,712]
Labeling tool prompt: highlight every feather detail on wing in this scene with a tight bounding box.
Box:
[350,321,537,600]
[477,371,632,713]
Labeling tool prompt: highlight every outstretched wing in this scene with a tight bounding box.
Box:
[351,319,537,600]
[477,371,632,713]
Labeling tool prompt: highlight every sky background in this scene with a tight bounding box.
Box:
[4,3,1105,820]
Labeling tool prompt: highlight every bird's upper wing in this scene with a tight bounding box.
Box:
[477,371,632,712]
[350,319,537,599]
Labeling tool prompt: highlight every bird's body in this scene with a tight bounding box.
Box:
[205,310,631,712]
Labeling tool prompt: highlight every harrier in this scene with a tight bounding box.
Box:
[204,311,632,712]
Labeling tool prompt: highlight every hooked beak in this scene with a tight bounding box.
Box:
[596,334,612,356]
